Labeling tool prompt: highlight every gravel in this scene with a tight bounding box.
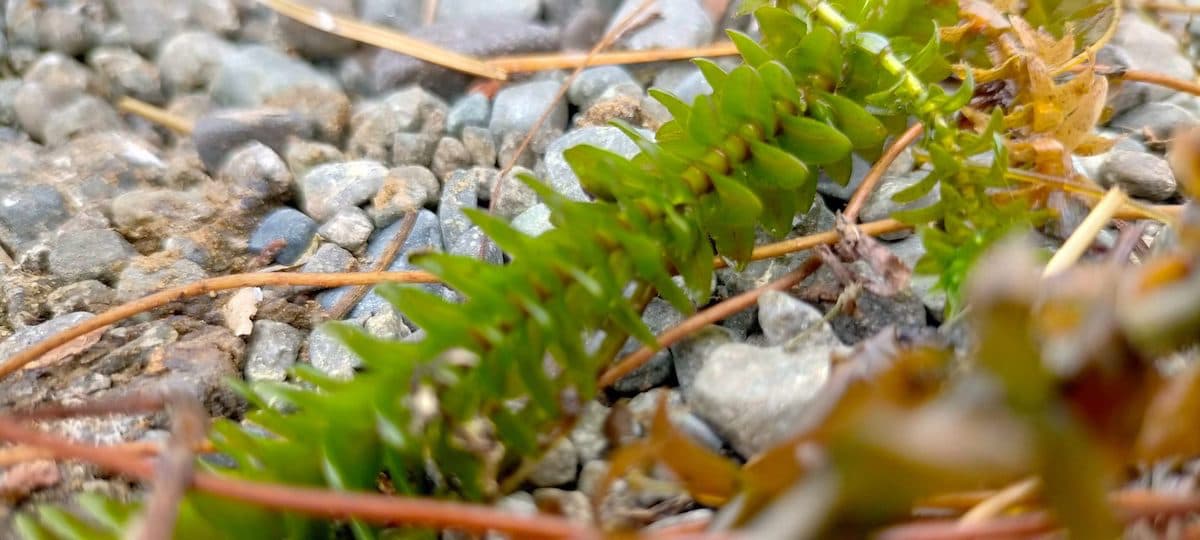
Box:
[244,320,305,382]
[47,229,136,283]
[249,208,320,265]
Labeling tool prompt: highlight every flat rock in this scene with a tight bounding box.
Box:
[1098,150,1178,201]
[299,161,390,221]
[490,80,568,144]
[48,229,136,283]
[0,311,94,365]
[210,45,340,107]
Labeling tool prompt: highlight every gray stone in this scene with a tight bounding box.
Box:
[1098,150,1178,201]
[40,95,122,146]
[0,80,22,127]
[244,320,304,382]
[541,126,642,201]
[438,168,485,249]
[0,311,93,364]
[46,280,116,316]
[48,229,135,283]
[278,0,358,58]
[341,18,559,96]
[815,260,928,344]
[612,298,685,393]
[1107,16,1196,116]
[497,130,541,170]
[435,0,541,22]
[392,132,439,167]
[446,93,490,136]
[757,291,841,348]
[115,257,208,301]
[319,207,374,251]
[448,226,503,263]
[370,165,441,226]
[263,86,352,144]
[190,0,240,35]
[1110,101,1197,141]
[670,325,732,393]
[156,32,234,95]
[193,108,311,172]
[858,169,940,239]
[285,139,344,178]
[87,46,163,104]
[249,208,319,265]
[462,126,497,168]
[300,161,390,221]
[530,438,579,487]
[568,66,638,108]
[298,243,356,290]
[358,0,423,30]
[492,168,539,220]
[110,189,213,244]
[307,322,361,379]
[689,343,832,457]
[819,149,916,201]
[216,141,294,212]
[0,185,70,255]
[886,235,947,317]
[130,326,245,417]
[609,0,714,50]
[211,45,340,107]
[348,87,447,161]
[717,197,835,296]
[569,401,611,463]
[490,80,568,143]
[512,203,552,236]
[431,137,472,180]
[110,0,188,53]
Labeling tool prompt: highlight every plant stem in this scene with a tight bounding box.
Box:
[843,123,925,222]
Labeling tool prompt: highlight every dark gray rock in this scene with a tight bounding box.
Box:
[249,208,319,265]
[342,18,559,96]
[278,0,358,58]
[262,86,352,143]
[689,343,831,457]
[193,108,311,172]
[490,80,568,143]
[48,229,136,283]
[244,320,305,382]
[1098,150,1178,201]
[1106,16,1196,116]
[446,93,490,136]
[307,322,361,379]
[611,298,685,393]
[447,226,503,263]
[130,326,246,417]
[299,161,389,221]
[319,207,374,250]
[297,243,356,291]
[717,197,835,296]
[0,185,70,255]
[156,32,234,95]
[886,235,947,317]
[87,46,163,104]
[210,45,341,107]
[540,126,641,201]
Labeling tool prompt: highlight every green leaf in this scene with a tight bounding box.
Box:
[824,153,855,186]
[710,174,764,227]
[787,25,841,85]
[35,506,108,540]
[821,92,889,159]
[755,7,809,57]
[758,61,804,110]
[720,65,774,130]
[778,115,854,164]
[13,514,56,540]
[693,58,729,89]
[650,88,692,118]
[891,170,941,204]
[728,29,773,67]
[748,139,811,190]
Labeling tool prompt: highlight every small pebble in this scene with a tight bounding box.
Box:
[319,208,374,251]
[244,320,305,382]
[249,208,319,265]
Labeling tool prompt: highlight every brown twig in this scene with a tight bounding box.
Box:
[1043,186,1125,276]
[0,271,437,380]
[843,123,925,223]
[714,218,912,269]
[0,414,595,539]
[1139,1,1200,13]
[486,41,739,73]
[133,396,206,540]
[957,477,1041,525]
[117,97,194,134]
[9,391,168,421]
[327,211,419,319]
[876,512,1055,540]
[257,0,506,80]
[598,256,823,389]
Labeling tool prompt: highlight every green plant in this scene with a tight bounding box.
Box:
[14,0,1124,537]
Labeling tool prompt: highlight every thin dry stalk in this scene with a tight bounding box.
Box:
[117,97,194,134]
[327,212,419,319]
[0,271,438,380]
[133,397,207,540]
[422,0,438,25]
[598,257,823,388]
[257,0,506,80]
[1139,1,1200,13]
[843,123,925,222]
[958,477,1041,525]
[1043,186,1125,276]
[717,219,912,269]
[487,41,739,73]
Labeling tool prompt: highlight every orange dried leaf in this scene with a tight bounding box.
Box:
[1136,364,1200,461]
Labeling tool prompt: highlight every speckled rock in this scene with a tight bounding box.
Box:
[215,141,294,212]
[157,32,235,95]
[210,45,341,107]
[110,189,213,244]
[244,320,304,382]
[87,46,164,103]
[306,322,361,379]
[263,86,352,143]
[192,108,311,172]
[0,312,94,364]
[609,0,714,50]
[115,257,208,302]
[347,86,447,161]
[438,168,484,249]
[278,0,358,58]
[446,92,490,136]
[490,80,568,143]
[319,207,374,251]
[0,185,71,255]
[299,161,389,221]
[511,203,552,235]
[48,229,136,283]
[369,165,441,226]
